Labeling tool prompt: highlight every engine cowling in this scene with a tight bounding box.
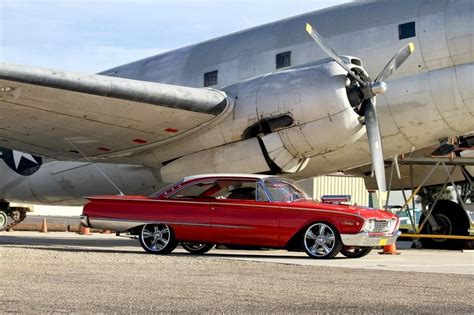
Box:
[234,61,365,171]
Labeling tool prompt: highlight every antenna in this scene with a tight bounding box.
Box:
[65,138,125,196]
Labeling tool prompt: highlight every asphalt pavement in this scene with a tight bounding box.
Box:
[1,231,473,313]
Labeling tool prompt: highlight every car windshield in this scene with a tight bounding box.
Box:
[262,178,309,202]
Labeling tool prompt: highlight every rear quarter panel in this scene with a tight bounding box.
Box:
[83,197,212,242]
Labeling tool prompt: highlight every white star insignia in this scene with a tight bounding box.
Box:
[12,151,38,169]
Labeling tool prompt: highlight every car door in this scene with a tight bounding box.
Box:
[162,180,217,243]
[209,180,280,247]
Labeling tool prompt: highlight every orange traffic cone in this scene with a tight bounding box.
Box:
[379,243,400,255]
[40,218,48,233]
[79,224,91,235]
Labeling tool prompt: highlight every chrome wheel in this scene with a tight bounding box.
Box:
[340,246,372,258]
[303,223,342,259]
[181,242,214,254]
[139,223,177,254]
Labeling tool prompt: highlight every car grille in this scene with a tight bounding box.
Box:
[374,220,391,233]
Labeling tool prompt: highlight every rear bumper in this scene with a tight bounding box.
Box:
[341,230,401,247]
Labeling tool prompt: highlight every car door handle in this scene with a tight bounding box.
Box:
[211,207,216,211]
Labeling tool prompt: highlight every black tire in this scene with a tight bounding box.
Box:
[420,200,469,249]
[139,223,177,255]
[302,222,343,259]
[0,210,8,231]
[340,246,372,258]
[181,243,214,254]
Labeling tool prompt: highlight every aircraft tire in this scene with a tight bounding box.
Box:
[0,210,7,231]
[419,200,469,250]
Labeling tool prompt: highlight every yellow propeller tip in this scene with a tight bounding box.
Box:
[305,23,313,33]
[408,42,415,53]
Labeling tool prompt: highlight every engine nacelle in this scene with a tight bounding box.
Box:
[229,61,365,170]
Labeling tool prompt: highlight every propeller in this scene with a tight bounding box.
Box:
[305,23,415,193]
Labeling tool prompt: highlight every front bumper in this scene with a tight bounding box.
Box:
[341,230,401,247]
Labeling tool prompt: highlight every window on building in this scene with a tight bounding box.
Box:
[204,70,218,87]
[276,51,291,69]
[398,22,416,40]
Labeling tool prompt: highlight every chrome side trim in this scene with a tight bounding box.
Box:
[87,217,254,232]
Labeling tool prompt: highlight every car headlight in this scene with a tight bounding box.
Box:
[363,219,375,232]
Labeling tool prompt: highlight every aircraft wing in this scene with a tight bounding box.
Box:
[0,62,229,160]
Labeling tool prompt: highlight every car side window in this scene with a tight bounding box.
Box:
[168,181,216,199]
[212,180,257,201]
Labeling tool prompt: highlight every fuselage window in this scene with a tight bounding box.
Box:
[276,51,291,69]
[398,22,416,40]
[204,70,218,87]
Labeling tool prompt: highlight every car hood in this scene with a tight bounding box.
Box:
[286,200,396,219]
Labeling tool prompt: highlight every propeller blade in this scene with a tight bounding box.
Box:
[375,42,415,82]
[305,23,367,87]
[363,98,386,193]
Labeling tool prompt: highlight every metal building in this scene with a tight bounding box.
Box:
[298,175,369,206]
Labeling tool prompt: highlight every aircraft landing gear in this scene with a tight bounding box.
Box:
[0,201,29,232]
[0,210,7,230]
[419,200,469,249]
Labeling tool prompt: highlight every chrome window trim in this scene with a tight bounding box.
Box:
[256,180,272,202]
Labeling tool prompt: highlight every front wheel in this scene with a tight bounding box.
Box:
[302,222,343,259]
[340,246,372,258]
[181,243,214,254]
[139,223,177,255]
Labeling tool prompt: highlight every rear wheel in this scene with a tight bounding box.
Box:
[139,223,177,255]
[181,243,214,254]
[302,222,342,259]
[340,246,372,258]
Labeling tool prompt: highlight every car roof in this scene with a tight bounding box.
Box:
[183,173,275,182]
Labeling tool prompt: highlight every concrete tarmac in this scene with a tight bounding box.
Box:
[1,231,473,313]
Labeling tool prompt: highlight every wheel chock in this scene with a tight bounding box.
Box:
[79,224,91,235]
[378,244,400,255]
[40,218,48,233]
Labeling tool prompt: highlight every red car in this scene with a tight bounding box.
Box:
[81,174,400,259]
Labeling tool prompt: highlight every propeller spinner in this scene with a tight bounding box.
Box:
[305,23,415,193]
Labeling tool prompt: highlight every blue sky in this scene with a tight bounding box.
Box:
[1,0,349,73]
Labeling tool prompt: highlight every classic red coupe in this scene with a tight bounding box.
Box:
[81,174,400,259]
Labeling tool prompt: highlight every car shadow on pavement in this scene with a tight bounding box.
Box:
[203,251,352,260]
[1,236,351,260]
[1,244,145,255]
[0,235,138,249]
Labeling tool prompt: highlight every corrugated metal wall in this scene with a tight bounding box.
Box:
[298,175,369,206]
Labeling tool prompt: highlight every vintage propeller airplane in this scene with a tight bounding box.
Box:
[0,0,473,248]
